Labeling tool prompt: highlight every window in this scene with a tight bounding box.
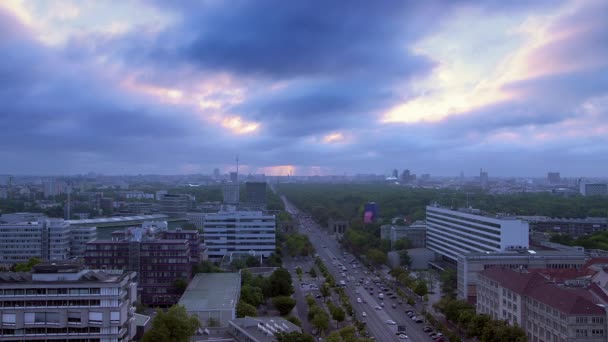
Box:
[2,313,16,325]
[576,329,588,337]
[89,312,103,323]
[591,329,604,337]
[592,317,604,324]
[68,312,81,323]
[576,317,588,324]
[110,311,120,323]
[24,313,35,323]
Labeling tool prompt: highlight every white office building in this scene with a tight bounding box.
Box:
[202,208,276,259]
[69,226,97,258]
[0,219,71,264]
[426,205,529,262]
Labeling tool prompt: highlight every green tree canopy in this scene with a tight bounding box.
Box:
[141,305,200,342]
[13,257,42,272]
[275,331,315,342]
[272,296,296,316]
[268,268,294,297]
[236,301,257,317]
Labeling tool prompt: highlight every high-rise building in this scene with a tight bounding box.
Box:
[213,168,220,180]
[223,182,240,204]
[202,208,276,260]
[479,169,489,189]
[159,193,191,218]
[43,178,67,198]
[0,219,71,264]
[230,172,238,183]
[245,181,267,209]
[547,172,561,184]
[426,205,529,263]
[401,169,411,183]
[0,262,138,341]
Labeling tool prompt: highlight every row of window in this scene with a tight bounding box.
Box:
[1,299,102,308]
[427,209,502,228]
[0,288,101,296]
[427,212,501,239]
[427,217,501,248]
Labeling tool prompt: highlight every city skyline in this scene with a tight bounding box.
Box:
[1,1,608,176]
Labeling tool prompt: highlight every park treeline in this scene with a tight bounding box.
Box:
[278,183,608,226]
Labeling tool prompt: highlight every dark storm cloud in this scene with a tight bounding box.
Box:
[142,0,436,79]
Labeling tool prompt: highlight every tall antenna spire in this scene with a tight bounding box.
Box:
[236,155,239,182]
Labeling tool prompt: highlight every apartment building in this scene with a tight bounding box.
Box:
[426,205,529,262]
[477,268,608,342]
[0,262,137,342]
[85,227,201,306]
[0,219,71,264]
[457,249,586,301]
[202,208,276,260]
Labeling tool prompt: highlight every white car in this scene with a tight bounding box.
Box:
[362,312,367,317]
[386,320,396,325]
[375,306,382,310]
[398,334,408,339]
[357,298,362,303]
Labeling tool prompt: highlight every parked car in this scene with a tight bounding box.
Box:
[386,320,396,325]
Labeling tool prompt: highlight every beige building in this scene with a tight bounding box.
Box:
[477,268,608,342]
[457,249,587,301]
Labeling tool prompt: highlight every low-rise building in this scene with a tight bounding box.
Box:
[522,216,608,238]
[327,218,349,235]
[0,262,138,341]
[179,273,241,327]
[380,221,427,248]
[228,316,302,342]
[457,249,587,302]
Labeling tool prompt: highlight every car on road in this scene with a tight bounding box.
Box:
[385,320,396,325]
[374,306,382,310]
[415,318,423,323]
[423,326,433,333]
[380,302,384,307]
[392,303,397,308]
[362,312,367,317]
[398,334,408,339]
[357,298,362,303]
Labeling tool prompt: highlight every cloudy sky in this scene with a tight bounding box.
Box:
[1,0,607,177]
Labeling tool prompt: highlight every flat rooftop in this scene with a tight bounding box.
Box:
[179,273,240,312]
[67,214,168,225]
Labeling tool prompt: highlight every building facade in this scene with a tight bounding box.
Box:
[223,183,240,204]
[0,219,71,264]
[159,194,192,218]
[202,209,276,260]
[84,227,202,306]
[477,268,608,342]
[457,250,587,302]
[245,182,267,210]
[580,183,608,196]
[380,221,427,248]
[0,262,137,342]
[523,216,608,238]
[426,205,529,262]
